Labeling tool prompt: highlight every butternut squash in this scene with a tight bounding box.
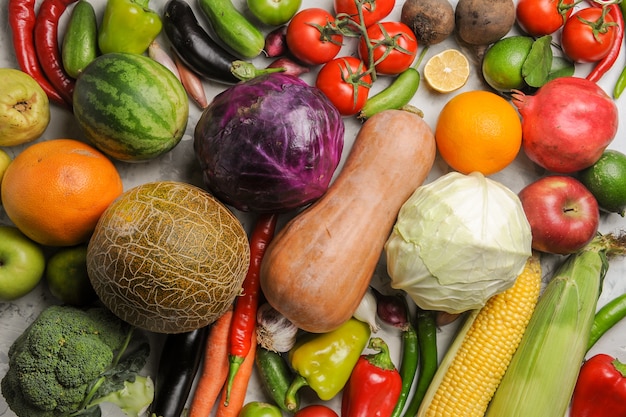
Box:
[259,110,437,333]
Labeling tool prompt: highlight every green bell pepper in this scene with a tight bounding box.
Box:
[98,0,162,55]
[284,318,371,410]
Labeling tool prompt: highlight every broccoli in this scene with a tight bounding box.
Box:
[1,305,154,417]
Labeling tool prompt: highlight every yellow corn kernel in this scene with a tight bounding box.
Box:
[417,254,542,417]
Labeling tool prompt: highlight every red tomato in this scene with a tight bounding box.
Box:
[316,56,372,116]
[358,21,418,75]
[294,405,339,417]
[334,0,395,27]
[516,0,576,36]
[561,7,617,63]
[286,8,343,66]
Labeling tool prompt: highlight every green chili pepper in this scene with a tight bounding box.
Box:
[402,308,438,417]
[98,0,162,55]
[588,292,626,351]
[613,1,626,99]
[284,318,371,411]
[390,323,419,417]
[614,64,626,99]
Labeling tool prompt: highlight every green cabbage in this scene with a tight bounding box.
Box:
[385,172,532,313]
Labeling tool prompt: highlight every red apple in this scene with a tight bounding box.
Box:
[518,175,599,255]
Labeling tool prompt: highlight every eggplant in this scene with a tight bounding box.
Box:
[150,326,209,417]
[163,0,240,84]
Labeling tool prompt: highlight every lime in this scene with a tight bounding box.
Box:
[579,149,626,216]
[482,36,534,92]
[45,244,98,306]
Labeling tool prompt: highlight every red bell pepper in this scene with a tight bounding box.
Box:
[571,353,626,417]
[341,337,402,417]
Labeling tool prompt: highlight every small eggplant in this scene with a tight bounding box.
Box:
[162,0,240,84]
[150,326,209,417]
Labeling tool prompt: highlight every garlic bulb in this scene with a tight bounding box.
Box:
[256,303,299,352]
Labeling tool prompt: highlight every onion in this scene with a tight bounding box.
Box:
[267,57,310,78]
[373,288,410,331]
[148,41,180,80]
[264,25,288,57]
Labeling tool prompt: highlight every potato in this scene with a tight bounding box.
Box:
[401,0,455,46]
[455,0,515,46]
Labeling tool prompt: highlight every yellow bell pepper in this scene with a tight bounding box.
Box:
[284,318,371,411]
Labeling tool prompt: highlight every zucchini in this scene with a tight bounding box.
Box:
[197,0,265,59]
[61,0,98,78]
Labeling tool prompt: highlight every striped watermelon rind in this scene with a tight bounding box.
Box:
[73,53,189,162]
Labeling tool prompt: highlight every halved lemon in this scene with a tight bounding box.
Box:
[424,49,470,93]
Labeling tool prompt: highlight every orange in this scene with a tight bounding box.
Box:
[435,90,522,175]
[1,139,123,247]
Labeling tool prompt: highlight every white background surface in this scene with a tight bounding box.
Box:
[1,0,626,416]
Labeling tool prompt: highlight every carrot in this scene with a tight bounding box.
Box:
[216,328,258,417]
[188,308,234,417]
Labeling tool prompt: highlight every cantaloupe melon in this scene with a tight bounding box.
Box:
[86,181,250,333]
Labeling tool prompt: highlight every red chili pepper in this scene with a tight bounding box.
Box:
[341,337,402,417]
[34,0,78,107]
[224,212,278,405]
[586,2,624,83]
[8,0,67,106]
[570,353,626,417]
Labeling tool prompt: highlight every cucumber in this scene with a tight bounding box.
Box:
[61,0,98,78]
[357,67,421,120]
[255,347,299,412]
[197,0,265,59]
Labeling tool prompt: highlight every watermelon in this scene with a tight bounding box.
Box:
[73,53,189,162]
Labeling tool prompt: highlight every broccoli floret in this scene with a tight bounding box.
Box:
[1,305,153,417]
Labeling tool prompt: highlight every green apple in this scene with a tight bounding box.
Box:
[0,68,50,147]
[45,244,98,306]
[0,225,46,301]
[0,148,12,186]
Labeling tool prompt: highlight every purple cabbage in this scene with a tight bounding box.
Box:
[193,73,345,213]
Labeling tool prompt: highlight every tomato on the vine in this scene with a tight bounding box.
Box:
[294,405,339,417]
[561,7,617,63]
[286,8,343,66]
[334,0,395,27]
[247,0,302,26]
[316,56,372,116]
[515,0,576,36]
[358,21,418,75]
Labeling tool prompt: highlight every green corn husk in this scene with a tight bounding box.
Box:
[485,234,626,416]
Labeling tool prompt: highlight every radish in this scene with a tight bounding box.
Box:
[512,77,618,174]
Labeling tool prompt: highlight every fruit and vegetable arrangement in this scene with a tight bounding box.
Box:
[2,0,626,416]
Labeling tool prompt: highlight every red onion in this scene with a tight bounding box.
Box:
[267,57,310,78]
[373,288,410,331]
[264,25,288,57]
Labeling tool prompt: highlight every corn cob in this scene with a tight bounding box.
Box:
[416,253,542,417]
[485,234,626,416]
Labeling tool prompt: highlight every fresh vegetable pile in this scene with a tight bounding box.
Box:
[2,0,626,416]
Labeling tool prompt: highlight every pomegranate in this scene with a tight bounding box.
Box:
[512,77,618,173]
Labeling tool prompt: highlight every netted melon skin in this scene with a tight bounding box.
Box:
[87,181,250,334]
